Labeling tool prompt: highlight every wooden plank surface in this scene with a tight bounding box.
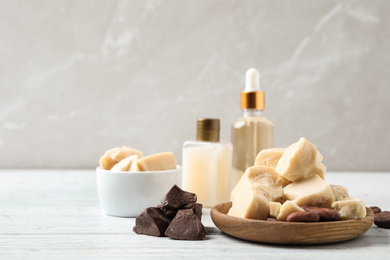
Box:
[1,170,390,259]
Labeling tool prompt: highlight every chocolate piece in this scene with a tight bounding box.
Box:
[181,203,203,220]
[301,206,339,221]
[157,202,203,220]
[369,206,382,214]
[132,207,171,237]
[165,209,205,240]
[374,211,390,229]
[159,185,197,209]
[157,204,178,220]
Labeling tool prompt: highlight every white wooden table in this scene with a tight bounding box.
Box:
[1,170,389,259]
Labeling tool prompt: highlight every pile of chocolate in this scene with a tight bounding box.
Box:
[133,185,205,240]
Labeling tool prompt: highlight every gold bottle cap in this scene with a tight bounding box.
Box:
[241,68,265,110]
[241,91,265,110]
[196,118,220,142]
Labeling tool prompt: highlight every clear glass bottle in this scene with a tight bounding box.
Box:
[182,118,232,208]
[231,69,274,190]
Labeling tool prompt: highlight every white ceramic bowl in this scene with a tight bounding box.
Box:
[96,166,182,217]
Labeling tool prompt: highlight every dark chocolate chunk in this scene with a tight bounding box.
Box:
[156,205,178,220]
[180,203,203,220]
[165,209,205,240]
[374,211,390,229]
[132,207,171,237]
[157,202,203,220]
[159,185,197,209]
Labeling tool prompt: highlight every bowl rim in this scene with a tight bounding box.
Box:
[210,201,375,245]
[96,165,182,175]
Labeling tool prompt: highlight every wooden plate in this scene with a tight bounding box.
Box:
[210,202,374,245]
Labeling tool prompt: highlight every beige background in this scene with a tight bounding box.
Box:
[0,0,389,171]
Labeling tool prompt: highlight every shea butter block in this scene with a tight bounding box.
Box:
[283,174,334,208]
[137,152,177,171]
[275,137,326,182]
[228,166,283,220]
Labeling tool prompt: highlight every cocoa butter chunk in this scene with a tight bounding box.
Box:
[275,137,326,182]
[137,152,177,171]
[133,207,171,237]
[100,147,143,170]
[255,148,285,169]
[110,154,139,172]
[277,200,304,221]
[331,198,366,220]
[165,209,205,240]
[228,166,283,220]
[330,184,350,202]
[181,203,203,220]
[302,206,339,221]
[269,202,282,219]
[159,185,197,209]
[283,174,334,208]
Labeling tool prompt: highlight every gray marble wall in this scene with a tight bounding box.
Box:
[0,0,389,171]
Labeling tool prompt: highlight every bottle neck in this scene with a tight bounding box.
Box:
[243,109,263,117]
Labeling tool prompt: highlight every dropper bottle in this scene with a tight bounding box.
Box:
[231,68,274,189]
